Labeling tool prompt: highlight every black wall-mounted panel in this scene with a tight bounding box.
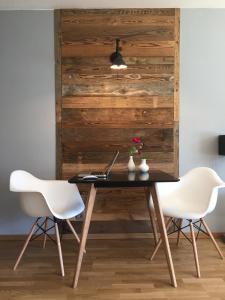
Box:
[218,135,225,155]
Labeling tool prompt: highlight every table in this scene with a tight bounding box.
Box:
[68,170,179,288]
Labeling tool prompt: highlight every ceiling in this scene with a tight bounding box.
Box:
[1,0,225,10]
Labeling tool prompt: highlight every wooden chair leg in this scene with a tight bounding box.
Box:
[66,219,86,254]
[54,220,65,277]
[176,219,183,246]
[66,219,80,243]
[201,218,224,259]
[42,217,48,249]
[190,220,201,278]
[150,217,173,261]
[13,218,39,270]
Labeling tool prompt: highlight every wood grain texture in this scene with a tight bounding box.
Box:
[62,56,174,65]
[62,96,174,109]
[63,147,173,163]
[1,238,225,299]
[55,9,180,229]
[62,64,174,84]
[62,25,175,42]
[62,108,174,128]
[62,15,175,27]
[62,127,174,142]
[61,8,176,17]
[61,9,176,25]
[62,81,174,97]
[62,42,175,58]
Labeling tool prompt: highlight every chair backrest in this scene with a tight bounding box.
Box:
[10,170,51,217]
[10,170,40,192]
[10,170,84,219]
[38,180,84,219]
[180,167,224,215]
[157,167,224,216]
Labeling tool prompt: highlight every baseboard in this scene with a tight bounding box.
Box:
[0,232,223,241]
[0,233,154,241]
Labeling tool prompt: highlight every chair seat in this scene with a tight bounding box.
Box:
[151,197,207,220]
[54,201,85,220]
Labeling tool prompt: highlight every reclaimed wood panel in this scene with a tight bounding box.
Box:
[62,127,174,142]
[62,29,175,46]
[61,8,176,17]
[62,41,175,58]
[62,82,174,97]
[63,151,174,164]
[61,9,176,24]
[62,108,174,128]
[62,65,174,84]
[62,56,174,65]
[62,96,174,109]
[55,9,180,233]
[62,15,175,27]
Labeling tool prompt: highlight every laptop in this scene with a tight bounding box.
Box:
[78,150,119,179]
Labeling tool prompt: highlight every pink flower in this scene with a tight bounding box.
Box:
[132,137,142,143]
[129,136,144,156]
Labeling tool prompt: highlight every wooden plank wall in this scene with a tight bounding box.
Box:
[55,9,180,232]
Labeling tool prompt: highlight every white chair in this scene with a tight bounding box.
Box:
[10,170,85,276]
[150,167,225,277]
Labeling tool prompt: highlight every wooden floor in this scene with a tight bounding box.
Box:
[1,237,225,299]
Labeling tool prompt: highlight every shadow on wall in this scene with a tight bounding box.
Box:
[198,135,219,156]
[180,134,221,174]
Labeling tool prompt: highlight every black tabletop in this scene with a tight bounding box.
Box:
[68,170,179,188]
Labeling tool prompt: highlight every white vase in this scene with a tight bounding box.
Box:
[138,158,149,173]
[128,156,136,172]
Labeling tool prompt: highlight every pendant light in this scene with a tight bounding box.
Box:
[110,39,127,70]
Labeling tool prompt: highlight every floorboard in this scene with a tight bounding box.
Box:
[0,238,225,299]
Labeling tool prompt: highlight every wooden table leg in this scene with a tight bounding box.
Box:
[72,184,97,288]
[144,187,158,245]
[149,184,177,288]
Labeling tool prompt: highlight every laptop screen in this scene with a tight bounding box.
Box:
[105,150,119,176]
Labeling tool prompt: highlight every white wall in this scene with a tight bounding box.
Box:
[180,9,225,231]
[0,9,225,233]
[0,11,55,234]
